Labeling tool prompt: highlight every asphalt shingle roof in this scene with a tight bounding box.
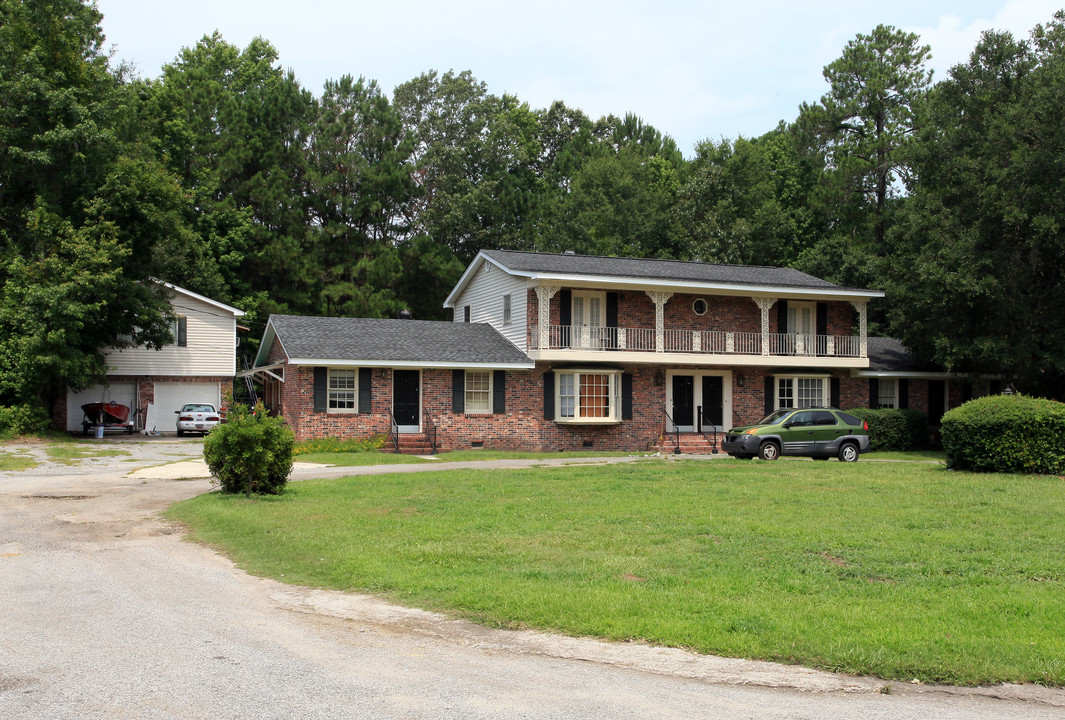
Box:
[481,249,855,291]
[867,337,920,372]
[269,315,532,366]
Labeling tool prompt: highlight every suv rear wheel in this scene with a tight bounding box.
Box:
[838,442,859,462]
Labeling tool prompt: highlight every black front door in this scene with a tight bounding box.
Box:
[928,380,946,425]
[701,376,723,429]
[672,375,694,428]
[393,370,420,428]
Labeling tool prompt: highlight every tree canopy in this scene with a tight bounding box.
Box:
[3,2,1064,415]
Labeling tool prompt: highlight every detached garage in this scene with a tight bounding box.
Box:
[55,282,245,434]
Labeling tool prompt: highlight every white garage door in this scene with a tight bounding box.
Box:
[151,382,221,433]
[67,383,137,433]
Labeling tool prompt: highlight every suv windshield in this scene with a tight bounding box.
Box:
[757,410,793,425]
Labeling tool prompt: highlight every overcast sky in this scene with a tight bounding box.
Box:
[95,0,1060,155]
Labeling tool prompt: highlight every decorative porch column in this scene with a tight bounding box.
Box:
[535,285,560,349]
[752,297,777,356]
[645,291,673,353]
[851,300,869,358]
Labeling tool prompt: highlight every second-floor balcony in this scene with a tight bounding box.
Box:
[529,324,865,362]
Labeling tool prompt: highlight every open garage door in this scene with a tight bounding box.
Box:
[67,383,137,433]
[151,382,221,434]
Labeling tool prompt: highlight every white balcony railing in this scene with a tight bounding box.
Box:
[529,325,864,358]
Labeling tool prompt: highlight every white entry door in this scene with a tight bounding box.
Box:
[572,291,604,349]
[788,301,816,355]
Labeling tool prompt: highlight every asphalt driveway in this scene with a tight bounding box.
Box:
[1,437,1062,719]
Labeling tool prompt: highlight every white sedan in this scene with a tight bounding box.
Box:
[175,403,221,436]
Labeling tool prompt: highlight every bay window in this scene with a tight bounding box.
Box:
[555,370,621,423]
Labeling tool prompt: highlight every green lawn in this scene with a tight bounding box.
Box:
[166,457,1065,686]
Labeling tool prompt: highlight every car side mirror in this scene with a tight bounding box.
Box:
[782,422,793,429]
[174,410,180,414]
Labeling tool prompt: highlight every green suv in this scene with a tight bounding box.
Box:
[722,408,871,462]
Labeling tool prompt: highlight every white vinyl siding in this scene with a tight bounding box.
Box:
[104,292,238,376]
[450,259,528,349]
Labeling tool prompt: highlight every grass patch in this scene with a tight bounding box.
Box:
[863,450,947,462]
[0,452,38,471]
[45,445,131,465]
[166,458,1065,686]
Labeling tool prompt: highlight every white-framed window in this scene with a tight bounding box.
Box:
[502,294,512,325]
[171,316,188,347]
[328,369,357,412]
[877,379,898,409]
[556,370,621,423]
[775,376,829,409]
[465,370,492,414]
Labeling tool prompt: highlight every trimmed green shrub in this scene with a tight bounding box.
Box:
[203,402,294,495]
[941,394,1065,474]
[846,408,929,451]
[0,404,50,438]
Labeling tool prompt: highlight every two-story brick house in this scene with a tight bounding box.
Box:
[248,250,955,452]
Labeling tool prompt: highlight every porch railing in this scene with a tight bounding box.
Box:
[530,325,863,358]
[388,411,400,454]
[422,409,438,455]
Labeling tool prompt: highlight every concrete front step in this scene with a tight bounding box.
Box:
[652,433,723,455]
[383,434,437,455]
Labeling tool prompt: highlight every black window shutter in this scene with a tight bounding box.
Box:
[313,368,327,412]
[622,373,633,420]
[765,376,775,415]
[543,371,555,420]
[777,300,788,333]
[493,370,506,413]
[177,316,188,347]
[606,293,618,327]
[452,369,464,414]
[358,368,372,413]
[899,379,909,410]
[817,302,827,337]
[831,377,840,408]
[869,378,879,409]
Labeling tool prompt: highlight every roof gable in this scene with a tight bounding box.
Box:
[445,250,883,307]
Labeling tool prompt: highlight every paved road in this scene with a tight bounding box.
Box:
[1,438,1062,719]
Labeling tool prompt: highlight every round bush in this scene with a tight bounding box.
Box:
[203,402,295,495]
[941,394,1065,474]
[846,408,929,451]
